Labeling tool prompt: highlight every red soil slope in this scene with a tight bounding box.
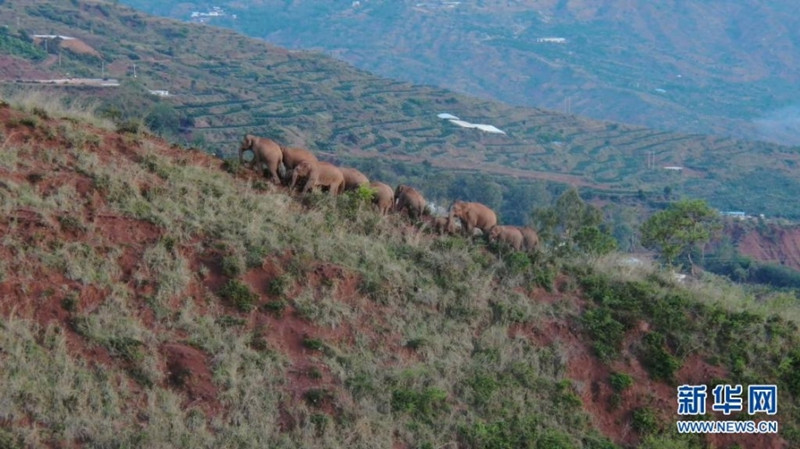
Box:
[0,103,788,448]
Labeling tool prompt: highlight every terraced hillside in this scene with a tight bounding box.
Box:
[2,90,800,449]
[2,0,800,222]
[121,0,800,146]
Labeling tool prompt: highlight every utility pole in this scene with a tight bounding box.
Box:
[101,61,105,79]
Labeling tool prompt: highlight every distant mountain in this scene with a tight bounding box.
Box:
[120,0,800,146]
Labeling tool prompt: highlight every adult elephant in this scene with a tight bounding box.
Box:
[517,226,540,251]
[449,200,497,236]
[280,146,318,171]
[290,160,345,195]
[394,185,426,219]
[340,167,370,191]
[369,181,394,215]
[488,225,524,251]
[239,134,283,184]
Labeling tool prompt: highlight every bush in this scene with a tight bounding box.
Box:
[221,254,245,277]
[268,275,291,297]
[218,279,258,312]
[581,308,626,360]
[609,372,633,392]
[116,119,142,134]
[262,300,287,317]
[460,414,540,449]
[302,336,325,352]
[631,407,660,435]
[639,332,681,382]
[222,157,242,175]
[304,388,332,407]
[391,387,448,421]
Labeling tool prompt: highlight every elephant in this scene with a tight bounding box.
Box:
[290,160,345,195]
[340,167,370,191]
[239,134,283,184]
[369,181,394,215]
[517,226,540,251]
[279,146,318,171]
[279,145,318,184]
[488,225,524,251]
[394,185,427,219]
[448,200,497,236]
[432,216,456,235]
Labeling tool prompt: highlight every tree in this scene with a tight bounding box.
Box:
[531,188,617,256]
[640,199,720,272]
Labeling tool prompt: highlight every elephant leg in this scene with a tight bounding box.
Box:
[463,219,474,236]
[303,177,315,193]
[277,163,288,184]
[267,159,281,184]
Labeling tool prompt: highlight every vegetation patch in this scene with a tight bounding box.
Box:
[218,279,258,312]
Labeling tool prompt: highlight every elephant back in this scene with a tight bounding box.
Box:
[341,167,370,190]
[281,146,318,169]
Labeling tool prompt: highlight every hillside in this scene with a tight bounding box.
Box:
[120,0,800,146]
[2,91,800,448]
[3,0,800,227]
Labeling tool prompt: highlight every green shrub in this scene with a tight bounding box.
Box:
[222,158,242,175]
[216,315,246,328]
[581,308,626,360]
[106,336,144,362]
[221,254,244,278]
[60,294,78,312]
[262,300,287,317]
[302,336,325,352]
[116,119,142,134]
[268,275,291,297]
[609,372,634,392]
[310,413,330,435]
[505,251,532,275]
[304,388,332,407]
[391,387,448,421]
[460,414,540,449]
[467,374,500,406]
[405,337,427,350]
[245,244,269,267]
[639,332,681,383]
[218,279,258,312]
[0,428,21,449]
[536,430,576,449]
[780,348,800,397]
[553,379,582,409]
[631,407,660,435]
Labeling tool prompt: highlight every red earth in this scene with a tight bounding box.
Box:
[0,103,790,448]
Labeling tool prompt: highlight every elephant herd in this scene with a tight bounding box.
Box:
[239,134,539,253]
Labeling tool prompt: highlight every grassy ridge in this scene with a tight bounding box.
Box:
[1,89,800,448]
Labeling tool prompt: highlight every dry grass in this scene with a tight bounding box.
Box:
[1,90,115,130]
[2,98,797,448]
